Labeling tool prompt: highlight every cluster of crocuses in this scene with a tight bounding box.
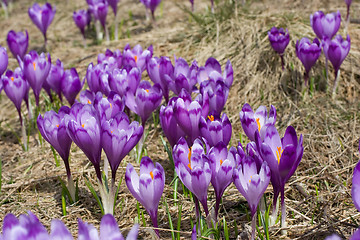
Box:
[0,211,139,240]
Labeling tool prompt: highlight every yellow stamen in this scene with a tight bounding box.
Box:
[249,175,252,183]
[145,89,149,93]
[220,159,223,165]
[207,115,214,122]
[56,124,59,128]
[188,163,192,170]
[81,124,85,128]
[150,171,154,179]
[33,62,36,71]
[111,130,113,134]
[188,147,192,170]
[276,146,284,164]
[256,118,261,132]
[134,55,138,63]
[87,100,91,104]
[11,77,14,81]
[110,103,112,108]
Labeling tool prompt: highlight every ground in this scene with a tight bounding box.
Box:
[0,0,359,239]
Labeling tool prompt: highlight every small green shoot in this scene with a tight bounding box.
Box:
[61,189,67,216]
[223,217,229,240]
[163,197,176,240]
[176,203,182,240]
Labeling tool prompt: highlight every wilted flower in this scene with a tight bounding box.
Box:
[199,112,232,147]
[6,30,28,61]
[310,11,341,40]
[268,27,290,70]
[123,44,153,72]
[0,46,8,77]
[62,68,84,105]
[126,156,165,236]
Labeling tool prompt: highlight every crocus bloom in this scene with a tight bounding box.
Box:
[125,80,162,125]
[310,11,341,39]
[46,59,64,101]
[62,68,84,105]
[239,103,276,142]
[255,125,303,228]
[207,142,240,220]
[6,30,29,61]
[173,138,212,217]
[140,0,161,22]
[86,62,110,95]
[233,160,270,240]
[98,49,122,72]
[109,66,141,97]
[73,9,89,41]
[268,27,290,70]
[106,0,119,16]
[28,2,56,47]
[0,46,8,76]
[123,44,153,72]
[197,57,233,88]
[200,78,229,114]
[23,51,51,106]
[79,89,96,105]
[199,112,232,147]
[1,68,28,124]
[89,1,109,41]
[351,141,360,212]
[169,57,198,96]
[345,0,352,22]
[94,91,125,123]
[102,111,143,180]
[295,38,322,85]
[126,156,165,236]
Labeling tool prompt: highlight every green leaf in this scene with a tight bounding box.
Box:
[84,175,104,215]
[163,197,175,240]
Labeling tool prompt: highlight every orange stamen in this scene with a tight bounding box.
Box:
[134,55,138,63]
[145,89,149,93]
[256,118,261,132]
[33,62,36,71]
[207,115,214,121]
[187,148,192,170]
[87,100,91,104]
[56,124,59,128]
[81,124,85,128]
[187,163,192,170]
[150,171,154,180]
[220,159,223,165]
[276,146,283,164]
[249,175,252,183]
[10,77,14,81]
[109,103,112,108]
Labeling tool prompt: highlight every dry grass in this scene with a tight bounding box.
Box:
[0,0,359,239]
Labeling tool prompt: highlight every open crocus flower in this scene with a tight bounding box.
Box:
[168,57,198,96]
[7,30,28,61]
[233,160,270,240]
[126,156,165,236]
[239,103,276,142]
[125,80,162,125]
[310,11,341,40]
[0,46,8,76]
[207,142,240,220]
[199,112,232,147]
[123,44,153,72]
[62,68,84,106]
[37,106,76,201]
[197,57,233,89]
[268,27,290,70]
[173,137,212,219]
[28,2,56,47]
[295,38,322,85]
[109,66,141,97]
[98,49,123,72]
[73,9,90,47]
[46,59,64,102]
[351,140,360,212]
[94,91,125,124]
[23,51,51,106]
[79,90,96,105]
[255,125,303,229]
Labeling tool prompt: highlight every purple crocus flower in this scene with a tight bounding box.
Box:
[197,57,233,88]
[1,68,28,125]
[189,0,194,12]
[94,91,125,124]
[109,66,141,97]
[207,142,240,220]
[23,51,51,106]
[125,156,165,236]
[125,80,162,125]
[140,0,161,22]
[46,59,64,102]
[351,140,360,212]
[310,11,341,40]
[345,0,352,22]
[233,160,271,240]
[255,125,303,229]
[268,27,290,70]
[6,30,28,61]
[325,230,360,240]
[295,38,322,85]
[98,49,122,72]
[200,78,229,114]
[0,46,8,77]
[169,57,198,96]
[79,89,96,105]
[239,103,276,142]
[28,2,56,47]
[173,137,212,218]
[65,103,102,181]
[106,0,119,16]
[62,68,84,106]
[89,1,108,30]
[123,44,153,72]
[199,112,232,147]
[86,62,109,95]
[73,9,89,46]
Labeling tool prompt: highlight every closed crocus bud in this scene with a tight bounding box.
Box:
[23,51,51,106]
[28,2,56,46]
[98,49,122,72]
[7,30,29,61]
[310,11,341,40]
[73,9,89,37]
[351,140,360,212]
[65,103,102,181]
[126,156,165,236]
[125,80,162,125]
[268,27,290,56]
[86,62,109,94]
[239,103,276,142]
[62,68,83,106]
[173,138,212,216]
[322,35,351,76]
[89,1,108,29]
[123,44,153,72]
[295,38,321,85]
[200,78,229,114]
[106,0,119,16]
[94,91,125,124]
[199,112,232,147]
[0,46,8,76]
[207,142,240,220]
[47,59,65,101]
[109,66,141,97]
[141,0,161,17]
[50,219,73,239]
[1,68,27,124]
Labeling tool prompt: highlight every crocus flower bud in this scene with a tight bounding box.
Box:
[86,62,109,94]
[199,112,232,147]
[106,0,119,16]
[109,66,141,97]
[73,9,89,38]
[310,11,341,40]
[98,49,122,72]
[239,103,276,142]
[200,78,229,114]
[28,2,56,46]
[89,1,108,29]
[268,27,290,56]
[23,51,51,106]
[322,35,351,76]
[62,68,84,106]
[46,59,65,101]
[123,44,153,72]
[94,91,125,124]
[126,156,165,236]
[351,140,360,212]
[0,46,8,76]
[7,30,28,61]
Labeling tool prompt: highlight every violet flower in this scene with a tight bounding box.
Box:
[233,160,271,240]
[268,27,290,70]
[7,30,28,61]
[351,140,360,212]
[123,44,153,72]
[85,62,109,95]
[94,91,125,124]
[126,156,165,236]
[189,0,194,12]
[199,112,232,147]
[62,68,84,106]
[79,89,96,105]
[239,103,276,142]
[255,125,303,229]
[200,77,229,114]
[46,59,64,102]
[169,57,198,96]
[106,0,120,40]
[310,11,341,40]
[73,9,90,47]
[89,1,110,41]
[98,49,122,72]
[197,57,233,88]
[28,2,56,48]
[37,106,76,201]
[345,0,352,23]
[140,0,161,24]
[207,142,240,220]
[0,46,8,77]
[295,38,322,85]
[109,66,141,97]
[23,51,51,106]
